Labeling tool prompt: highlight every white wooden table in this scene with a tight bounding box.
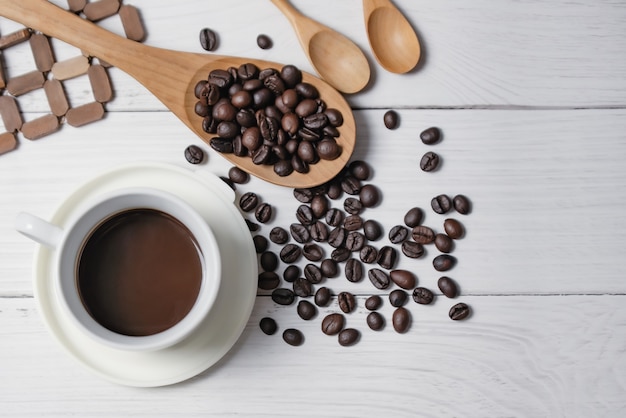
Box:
[1,0,625,416]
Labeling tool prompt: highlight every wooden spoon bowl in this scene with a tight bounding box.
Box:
[0,0,355,188]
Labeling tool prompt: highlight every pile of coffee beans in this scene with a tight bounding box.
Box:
[193,63,344,177]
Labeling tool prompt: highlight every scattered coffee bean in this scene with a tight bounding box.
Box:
[337,291,357,313]
[343,215,363,231]
[368,268,391,289]
[412,287,434,305]
[359,184,380,207]
[431,194,452,214]
[328,227,346,248]
[258,271,280,290]
[310,221,329,242]
[411,225,435,244]
[325,208,344,227]
[259,317,277,335]
[303,243,324,261]
[343,197,363,215]
[433,254,456,271]
[366,311,385,331]
[401,241,424,258]
[403,207,423,228]
[345,258,364,282]
[270,226,289,244]
[365,295,382,310]
[184,145,204,164]
[228,166,249,184]
[283,265,300,283]
[438,276,458,298]
[359,245,378,263]
[338,328,360,346]
[304,263,323,284]
[239,192,259,212]
[246,219,260,231]
[296,204,315,226]
[310,194,329,218]
[444,218,464,239]
[363,219,383,241]
[390,269,417,290]
[260,251,279,271]
[255,203,272,223]
[389,289,408,307]
[293,188,313,203]
[290,223,311,243]
[253,235,268,253]
[331,247,351,263]
[453,194,471,215]
[282,328,304,346]
[280,243,302,263]
[392,307,411,333]
[199,27,218,51]
[320,258,338,278]
[348,160,371,180]
[256,34,272,49]
[434,233,454,253]
[293,277,313,298]
[383,110,399,129]
[420,126,441,145]
[388,225,409,244]
[345,231,366,252]
[341,176,362,195]
[449,302,471,320]
[321,313,345,335]
[420,151,440,172]
[272,288,295,305]
[314,286,331,307]
[297,300,317,320]
[377,246,397,270]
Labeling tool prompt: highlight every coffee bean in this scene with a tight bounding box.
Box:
[282,328,304,346]
[255,203,272,223]
[388,225,409,244]
[295,99,318,118]
[314,286,331,307]
[345,258,363,282]
[404,207,423,227]
[290,223,311,243]
[283,265,300,283]
[297,300,317,320]
[431,194,452,214]
[199,27,218,51]
[343,215,363,231]
[331,247,351,263]
[293,277,313,298]
[392,307,411,333]
[338,328,360,346]
[420,151,440,172]
[320,258,338,278]
[217,121,240,139]
[260,251,279,271]
[304,263,323,284]
[363,219,383,241]
[345,231,366,252]
[401,241,424,258]
[325,208,344,227]
[272,288,295,305]
[326,180,343,200]
[348,160,371,181]
[341,176,362,195]
[411,225,435,244]
[412,287,434,305]
[184,145,204,164]
[239,192,259,212]
[438,276,458,298]
[295,82,319,99]
[321,313,345,335]
[377,246,397,270]
[343,197,363,215]
[325,108,344,127]
[310,221,329,242]
[444,218,464,239]
[303,243,324,261]
[280,65,302,88]
[389,269,416,290]
[449,303,471,320]
[359,184,380,208]
[389,289,408,307]
[365,295,382,310]
[433,254,456,271]
[368,268,391,289]
[253,235,268,253]
[338,291,357,313]
[359,245,378,263]
[258,271,280,290]
[270,226,289,244]
[280,243,302,263]
[259,317,277,335]
[274,159,294,177]
[293,188,313,203]
[296,204,315,226]
[328,227,346,248]
[434,233,454,253]
[251,144,272,165]
[420,126,441,145]
[212,97,236,120]
[366,312,385,331]
[453,194,471,215]
[310,195,329,218]
[246,219,260,231]
[256,34,273,49]
[383,110,399,129]
[228,166,249,184]
[210,137,233,153]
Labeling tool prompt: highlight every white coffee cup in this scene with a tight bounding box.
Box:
[15,187,221,352]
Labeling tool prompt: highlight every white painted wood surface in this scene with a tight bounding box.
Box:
[1,1,625,416]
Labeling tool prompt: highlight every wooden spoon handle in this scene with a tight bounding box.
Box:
[270,0,320,42]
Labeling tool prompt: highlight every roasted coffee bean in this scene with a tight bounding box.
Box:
[303,112,328,129]
[363,220,383,241]
[433,254,456,271]
[264,74,285,96]
[283,265,300,283]
[383,110,399,129]
[431,194,452,214]
[293,277,313,298]
[453,194,471,215]
[295,99,318,118]
[184,145,204,164]
[293,188,313,203]
[320,258,338,278]
[280,243,302,263]
[359,184,380,208]
[241,127,261,151]
[256,34,273,49]
[274,159,294,177]
[365,295,382,310]
[281,112,300,134]
[231,90,253,109]
[282,328,303,346]
[272,288,295,305]
[251,144,272,165]
[270,226,289,244]
[259,317,277,335]
[368,268,391,289]
[412,225,436,244]
[210,137,233,153]
[438,276,458,298]
[202,115,217,133]
[404,207,423,228]
[260,251,279,271]
[434,233,454,253]
[314,286,331,307]
[296,204,315,226]
[331,247,351,263]
[317,139,341,160]
[444,218,464,239]
[321,313,344,335]
[324,108,343,127]
[412,287,434,304]
[195,101,210,117]
[217,121,240,139]
[348,160,370,181]
[366,312,385,331]
[338,291,357,313]
[338,328,360,346]
[255,203,272,223]
[377,246,397,270]
[258,271,280,290]
[290,223,311,243]
[239,192,259,212]
[328,226,346,248]
[420,151,440,172]
[325,208,344,227]
[232,135,247,157]
[345,258,363,282]
[388,225,409,244]
[343,197,363,215]
[297,300,317,320]
[253,235,268,253]
[199,27,218,51]
[389,289,408,307]
[390,269,416,290]
[295,82,319,99]
[310,195,329,219]
[345,231,365,252]
[310,221,329,242]
[246,219,260,231]
[236,108,256,127]
[326,180,343,200]
[228,166,249,184]
[212,97,236,120]
[304,263,323,284]
[303,243,324,261]
[392,307,411,333]
[280,65,302,88]
[237,62,259,80]
[420,126,441,145]
[341,176,362,195]
[401,241,424,258]
[359,245,378,263]
[449,303,471,320]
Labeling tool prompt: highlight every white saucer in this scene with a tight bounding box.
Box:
[32,162,257,387]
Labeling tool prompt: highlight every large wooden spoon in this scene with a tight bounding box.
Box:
[363,0,421,73]
[0,0,356,188]
[271,0,370,94]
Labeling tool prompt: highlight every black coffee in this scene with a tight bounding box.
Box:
[77,209,203,337]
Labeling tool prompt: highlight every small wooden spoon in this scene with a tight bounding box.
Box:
[271,0,370,94]
[0,0,355,188]
[363,0,421,73]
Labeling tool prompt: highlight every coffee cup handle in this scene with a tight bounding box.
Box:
[14,212,63,248]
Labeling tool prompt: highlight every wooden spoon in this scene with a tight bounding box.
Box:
[363,0,421,73]
[271,0,370,94]
[0,0,355,188]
